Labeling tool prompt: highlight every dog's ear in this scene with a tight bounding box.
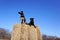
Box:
[18,12,20,14]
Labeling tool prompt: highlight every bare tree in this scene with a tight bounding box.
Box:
[0,28,11,40]
[42,34,60,40]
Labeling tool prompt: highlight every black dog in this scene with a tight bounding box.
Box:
[18,11,26,24]
[28,18,36,28]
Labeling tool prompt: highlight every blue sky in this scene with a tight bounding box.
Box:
[0,0,60,37]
